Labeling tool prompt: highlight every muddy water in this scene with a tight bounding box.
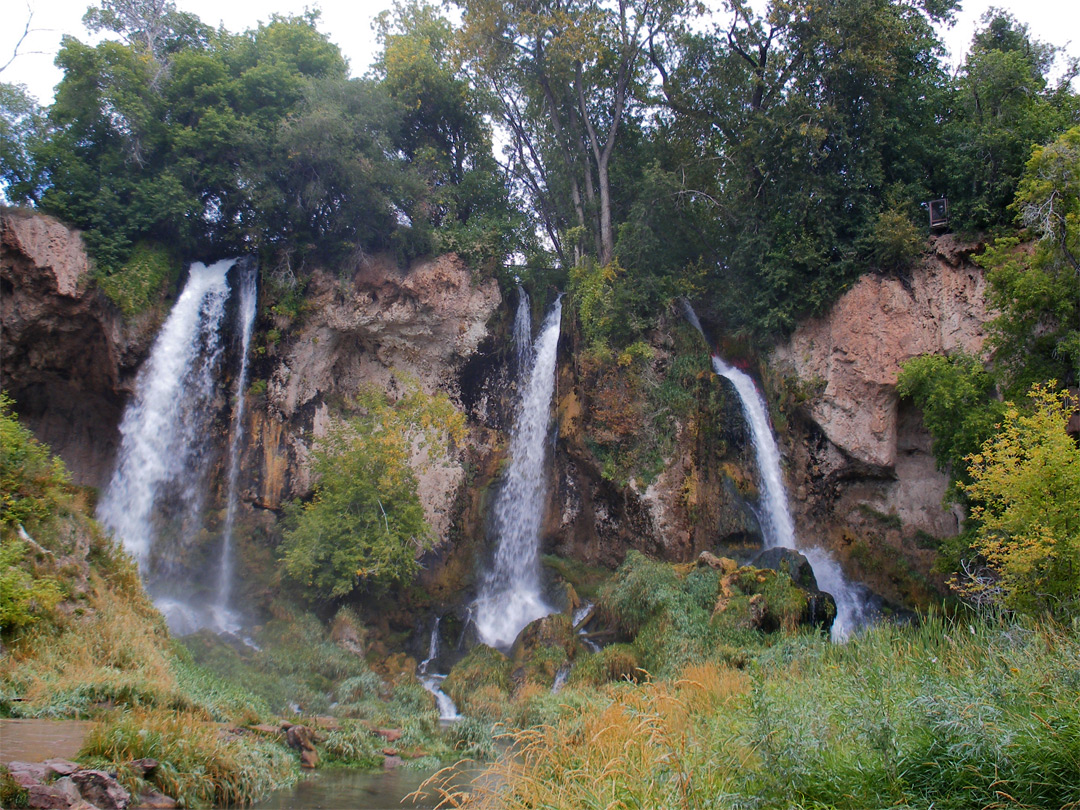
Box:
[251,764,481,810]
[0,719,95,762]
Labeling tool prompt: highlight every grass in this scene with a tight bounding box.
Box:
[80,708,297,808]
[423,612,1080,809]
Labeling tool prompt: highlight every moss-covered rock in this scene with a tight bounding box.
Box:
[442,645,512,713]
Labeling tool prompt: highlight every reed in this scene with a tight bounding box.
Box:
[422,614,1080,809]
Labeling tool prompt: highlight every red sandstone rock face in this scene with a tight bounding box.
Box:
[0,211,156,486]
[769,236,993,601]
[245,253,502,540]
[773,235,993,470]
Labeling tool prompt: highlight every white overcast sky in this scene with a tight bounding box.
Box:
[1,0,1078,105]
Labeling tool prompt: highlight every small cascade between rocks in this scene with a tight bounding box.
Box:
[213,261,258,634]
[552,664,570,694]
[418,618,459,721]
[684,302,871,640]
[473,297,564,649]
[98,259,254,635]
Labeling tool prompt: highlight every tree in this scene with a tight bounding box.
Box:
[896,353,1005,496]
[280,382,465,600]
[458,0,693,267]
[976,127,1080,395]
[959,384,1080,618]
[373,0,526,271]
[0,82,46,204]
[941,12,1079,230]
[648,0,956,336]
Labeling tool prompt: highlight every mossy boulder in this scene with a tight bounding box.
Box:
[510,614,578,689]
[717,560,835,633]
[442,645,511,713]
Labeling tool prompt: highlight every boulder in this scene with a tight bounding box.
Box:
[382,755,404,770]
[71,769,130,810]
[27,777,82,809]
[136,790,178,809]
[374,728,403,743]
[7,761,47,788]
[697,551,737,575]
[752,547,818,592]
[43,760,80,779]
[283,725,319,769]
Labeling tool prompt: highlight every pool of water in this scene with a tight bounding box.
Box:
[251,763,483,810]
[0,719,95,762]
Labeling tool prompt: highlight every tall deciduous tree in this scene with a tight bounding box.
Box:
[458,0,694,266]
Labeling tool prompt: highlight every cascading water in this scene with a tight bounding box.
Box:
[98,259,248,635]
[212,260,258,634]
[473,297,563,649]
[417,618,459,721]
[98,260,235,569]
[513,285,532,376]
[710,356,870,640]
[682,302,870,640]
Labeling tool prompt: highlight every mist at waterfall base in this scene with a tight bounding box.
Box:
[472,297,564,649]
[683,301,872,640]
[97,259,257,636]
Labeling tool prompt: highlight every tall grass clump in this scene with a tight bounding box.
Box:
[425,613,1080,810]
[80,708,297,807]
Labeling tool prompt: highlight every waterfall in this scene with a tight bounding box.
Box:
[473,297,563,649]
[711,358,797,548]
[98,259,250,635]
[98,260,235,571]
[417,618,459,721]
[212,260,257,634]
[682,302,869,640]
[513,285,532,376]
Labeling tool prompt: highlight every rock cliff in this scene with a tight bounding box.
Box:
[0,210,158,485]
[769,236,992,602]
[247,255,502,543]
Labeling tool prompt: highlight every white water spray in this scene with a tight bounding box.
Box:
[513,285,532,376]
[473,298,563,649]
[213,261,257,634]
[418,618,459,721]
[98,260,235,571]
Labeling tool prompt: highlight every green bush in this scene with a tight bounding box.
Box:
[93,242,180,318]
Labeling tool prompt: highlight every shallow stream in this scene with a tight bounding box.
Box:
[251,763,479,810]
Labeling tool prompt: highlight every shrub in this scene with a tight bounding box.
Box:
[280,380,464,599]
[959,383,1080,617]
[93,242,180,318]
